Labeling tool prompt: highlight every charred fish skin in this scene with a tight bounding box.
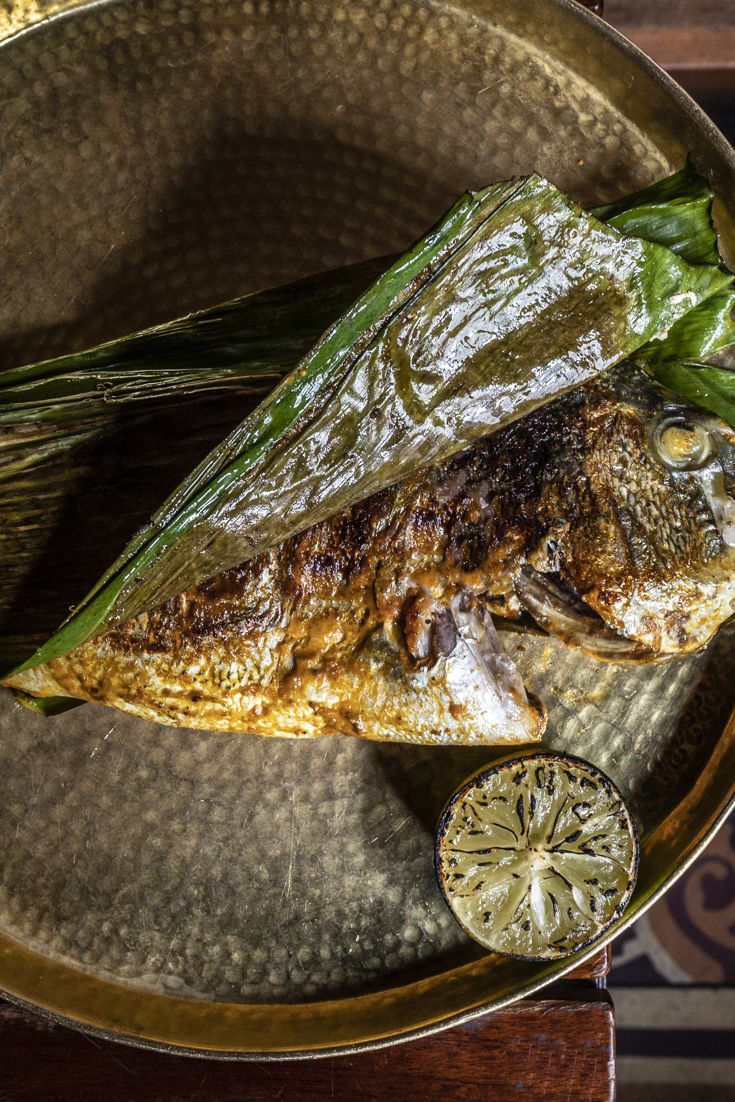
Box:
[10,446,546,744]
[7,365,735,741]
[526,365,735,658]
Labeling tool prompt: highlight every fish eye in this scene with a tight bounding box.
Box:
[652,416,713,470]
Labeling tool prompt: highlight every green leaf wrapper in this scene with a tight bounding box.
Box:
[649,361,735,429]
[8,172,730,676]
[591,159,723,267]
[592,159,735,378]
[600,161,735,427]
[13,690,86,717]
[0,259,389,481]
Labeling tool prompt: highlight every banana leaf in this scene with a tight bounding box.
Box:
[648,360,735,428]
[640,290,735,369]
[0,259,389,481]
[591,159,723,266]
[7,172,731,678]
[596,161,735,426]
[592,159,735,375]
[2,162,728,484]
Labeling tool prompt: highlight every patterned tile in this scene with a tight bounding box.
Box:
[612,813,735,987]
[610,808,735,1085]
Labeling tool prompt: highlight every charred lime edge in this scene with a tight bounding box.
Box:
[434,749,641,963]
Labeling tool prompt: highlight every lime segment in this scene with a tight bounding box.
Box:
[435,752,639,960]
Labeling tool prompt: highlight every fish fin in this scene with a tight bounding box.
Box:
[514,566,657,662]
[292,592,545,745]
[449,591,538,714]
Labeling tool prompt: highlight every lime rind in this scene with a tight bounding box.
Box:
[435,752,639,961]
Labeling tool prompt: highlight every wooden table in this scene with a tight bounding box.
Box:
[607,0,735,105]
[0,950,613,1101]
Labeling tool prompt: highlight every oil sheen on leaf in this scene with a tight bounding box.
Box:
[7,175,732,673]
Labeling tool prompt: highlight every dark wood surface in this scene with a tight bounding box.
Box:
[0,953,612,1099]
[607,0,735,106]
[0,982,614,1102]
[0,951,613,1100]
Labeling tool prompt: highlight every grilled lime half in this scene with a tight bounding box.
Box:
[435,751,639,960]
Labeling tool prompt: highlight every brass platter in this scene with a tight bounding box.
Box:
[1,0,734,1057]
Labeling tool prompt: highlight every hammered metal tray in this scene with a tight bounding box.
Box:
[1,0,734,1057]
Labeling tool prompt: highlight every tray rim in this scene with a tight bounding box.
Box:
[0,699,733,1060]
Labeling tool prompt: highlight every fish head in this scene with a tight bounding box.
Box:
[519,364,735,659]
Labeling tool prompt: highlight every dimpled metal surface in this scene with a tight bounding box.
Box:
[1,0,735,1056]
[0,0,675,373]
[0,633,733,1011]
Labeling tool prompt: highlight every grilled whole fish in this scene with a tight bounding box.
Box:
[7,364,735,745]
